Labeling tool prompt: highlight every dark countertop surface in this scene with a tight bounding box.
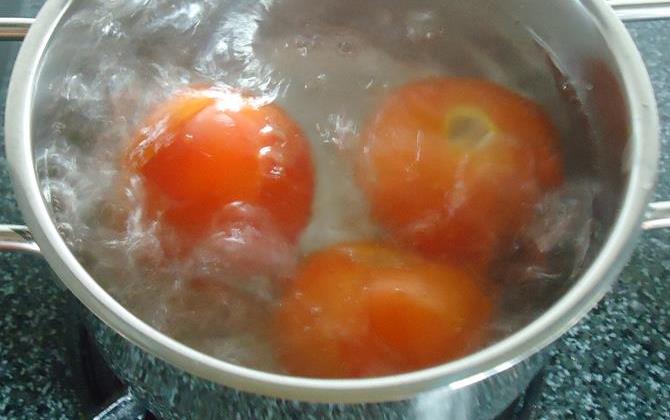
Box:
[0,2,669,419]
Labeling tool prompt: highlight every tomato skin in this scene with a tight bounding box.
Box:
[125,87,314,246]
[358,78,564,267]
[275,243,492,378]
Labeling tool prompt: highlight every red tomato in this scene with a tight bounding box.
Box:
[358,78,563,267]
[125,87,314,246]
[276,242,493,378]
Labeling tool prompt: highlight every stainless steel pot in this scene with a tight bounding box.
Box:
[2,1,670,419]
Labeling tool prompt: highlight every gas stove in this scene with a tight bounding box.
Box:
[1,2,669,419]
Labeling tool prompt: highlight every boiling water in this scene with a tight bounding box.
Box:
[35,0,597,373]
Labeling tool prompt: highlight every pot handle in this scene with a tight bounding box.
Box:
[0,225,40,254]
[612,0,670,231]
[642,201,670,230]
[0,18,40,253]
[0,17,32,41]
[610,0,670,21]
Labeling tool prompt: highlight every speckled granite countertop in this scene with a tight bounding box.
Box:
[0,2,669,419]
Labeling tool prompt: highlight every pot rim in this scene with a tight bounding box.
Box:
[4,0,660,403]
